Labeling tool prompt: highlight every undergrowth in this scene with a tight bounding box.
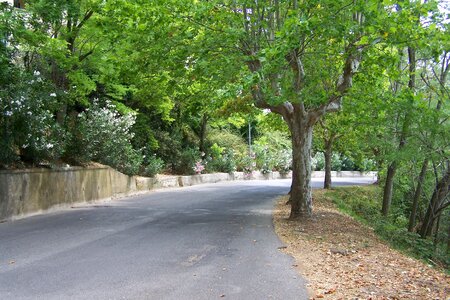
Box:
[322,185,449,273]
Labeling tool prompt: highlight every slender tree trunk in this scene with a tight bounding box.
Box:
[382,47,416,217]
[198,114,208,154]
[288,120,313,219]
[408,159,429,232]
[433,214,441,248]
[447,220,450,255]
[420,162,449,238]
[382,162,397,216]
[324,142,332,189]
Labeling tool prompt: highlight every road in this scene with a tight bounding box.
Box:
[0,177,374,300]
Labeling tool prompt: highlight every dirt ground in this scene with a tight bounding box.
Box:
[273,190,450,300]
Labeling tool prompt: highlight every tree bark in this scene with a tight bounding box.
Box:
[447,220,450,255]
[324,140,333,189]
[408,159,428,232]
[382,162,397,216]
[288,117,314,219]
[198,114,208,154]
[419,161,450,238]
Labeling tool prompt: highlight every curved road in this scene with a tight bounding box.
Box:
[0,178,374,300]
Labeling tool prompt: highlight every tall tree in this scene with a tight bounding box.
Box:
[194,0,389,218]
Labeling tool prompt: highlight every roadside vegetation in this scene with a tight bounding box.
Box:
[326,185,449,271]
[1,0,448,274]
[274,188,450,299]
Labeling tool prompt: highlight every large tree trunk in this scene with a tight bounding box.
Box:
[288,119,313,219]
[408,159,428,232]
[382,162,397,216]
[324,141,332,189]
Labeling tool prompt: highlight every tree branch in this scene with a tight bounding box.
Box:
[309,43,364,120]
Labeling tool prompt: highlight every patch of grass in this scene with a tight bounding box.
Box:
[320,185,449,272]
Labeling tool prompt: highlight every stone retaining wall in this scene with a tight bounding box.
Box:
[0,167,374,221]
[0,166,136,221]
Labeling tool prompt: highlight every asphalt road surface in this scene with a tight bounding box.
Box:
[0,177,374,300]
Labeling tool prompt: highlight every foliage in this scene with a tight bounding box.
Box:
[142,155,164,177]
[173,147,199,175]
[254,131,292,174]
[238,153,256,177]
[207,128,247,158]
[312,152,376,172]
[205,144,237,173]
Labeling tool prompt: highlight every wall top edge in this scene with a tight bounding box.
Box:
[0,166,110,174]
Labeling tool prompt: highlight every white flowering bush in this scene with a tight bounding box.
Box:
[71,100,142,175]
[0,71,66,166]
[274,149,292,174]
[253,131,292,174]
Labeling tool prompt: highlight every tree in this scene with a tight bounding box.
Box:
[193,0,390,218]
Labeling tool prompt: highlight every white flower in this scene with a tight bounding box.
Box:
[33,70,40,76]
[50,93,57,97]
[46,143,54,149]
[5,111,13,116]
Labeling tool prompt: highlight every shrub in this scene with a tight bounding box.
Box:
[275,149,292,174]
[312,152,325,171]
[205,148,236,173]
[193,160,205,174]
[142,155,164,177]
[69,100,142,175]
[0,71,67,167]
[207,128,248,166]
[254,131,292,173]
[173,147,199,175]
[238,153,256,176]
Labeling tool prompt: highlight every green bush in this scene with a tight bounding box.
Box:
[207,128,248,166]
[312,152,375,172]
[142,155,164,177]
[173,147,199,175]
[205,148,236,173]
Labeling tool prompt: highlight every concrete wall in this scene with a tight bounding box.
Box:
[311,171,377,179]
[0,167,374,221]
[0,166,136,221]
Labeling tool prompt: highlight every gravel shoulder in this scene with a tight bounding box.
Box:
[273,189,450,300]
